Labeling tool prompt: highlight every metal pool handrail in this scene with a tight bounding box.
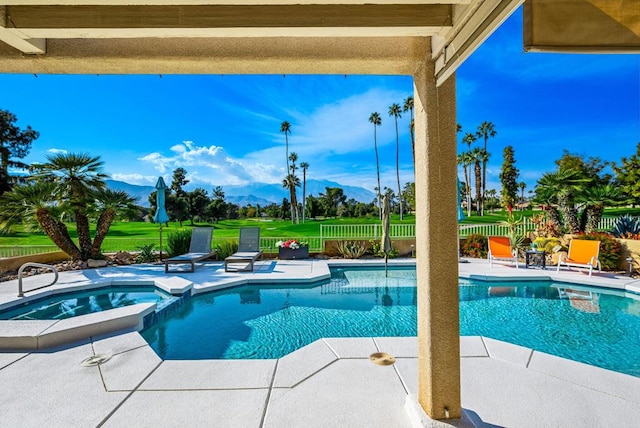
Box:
[18,262,59,297]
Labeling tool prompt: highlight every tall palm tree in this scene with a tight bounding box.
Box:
[460,151,474,216]
[403,96,415,173]
[389,103,403,220]
[34,152,107,259]
[288,152,300,223]
[282,172,301,225]
[457,153,470,216]
[470,147,484,215]
[518,182,526,208]
[486,188,498,213]
[280,121,291,173]
[369,112,382,218]
[461,133,477,216]
[476,122,497,216]
[300,161,309,223]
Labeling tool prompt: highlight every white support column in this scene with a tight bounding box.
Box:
[413,37,461,419]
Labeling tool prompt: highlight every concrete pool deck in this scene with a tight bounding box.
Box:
[1,258,640,427]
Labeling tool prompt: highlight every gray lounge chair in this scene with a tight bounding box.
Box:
[225,227,263,272]
[165,227,217,273]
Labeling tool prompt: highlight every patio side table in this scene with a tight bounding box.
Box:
[525,250,546,269]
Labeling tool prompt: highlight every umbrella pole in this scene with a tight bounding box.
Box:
[159,224,163,260]
[385,253,388,277]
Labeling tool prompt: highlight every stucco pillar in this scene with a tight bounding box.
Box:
[413,39,460,419]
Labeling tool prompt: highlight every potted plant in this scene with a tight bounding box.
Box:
[276,239,309,260]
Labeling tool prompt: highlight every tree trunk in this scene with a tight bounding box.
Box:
[586,205,604,233]
[91,209,115,258]
[481,160,487,216]
[463,165,471,217]
[547,206,563,230]
[74,209,93,260]
[36,208,82,260]
[474,161,482,215]
[558,192,580,234]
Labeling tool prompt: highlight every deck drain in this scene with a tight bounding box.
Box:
[80,354,111,367]
[369,352,396,366]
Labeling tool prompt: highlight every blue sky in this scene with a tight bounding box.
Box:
[2,6,639,198]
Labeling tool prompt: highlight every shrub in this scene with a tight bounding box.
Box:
[610,214,640,238]
[166,229,192,257]
[368,239,399,258]
[531,212,563,238]
[215,240,238,259]
[336,240,367,259]
[460,234,487,258]
[573,233,622,271]
[136,243,156,263]
[532,237,565,254]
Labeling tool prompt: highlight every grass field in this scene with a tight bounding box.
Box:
[1,207,636,248]
[0,215,416,246]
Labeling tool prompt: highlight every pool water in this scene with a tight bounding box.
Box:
[0,286,174,320]
[140,268,640,377]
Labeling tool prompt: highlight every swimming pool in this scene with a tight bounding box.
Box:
[0,286,175,320]
[140,267,640,377]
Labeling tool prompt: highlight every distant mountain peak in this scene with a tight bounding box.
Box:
[106,178,376,207]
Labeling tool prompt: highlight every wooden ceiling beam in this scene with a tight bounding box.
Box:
[6,4,452,30]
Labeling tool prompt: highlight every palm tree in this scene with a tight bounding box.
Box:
[535,170,589,234]
[300,161,309,223]
[369,112,383,218]
[576,184,622,233]
[518,182,526,209]
[389,103,403,220]
[34,152,107,259]
[288,152,300,223]
[0,181,82,259]
[486,188,498,212]
[403,96,415,173]
[476,122,497,216]
[461,133,477,216]
[89,189,136,257]
[280,121,291,173]
[282,173,301,224]
[470,147,484,215]
[457,153,470,216]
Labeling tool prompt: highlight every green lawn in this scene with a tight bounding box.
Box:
[2,207,636,248]
[0,215,415,246]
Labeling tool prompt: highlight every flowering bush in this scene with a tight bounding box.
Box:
[460,234,487,258]
[275,239,308,249]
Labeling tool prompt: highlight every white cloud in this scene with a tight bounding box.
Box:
[138,140,285,187]
[47,148,68,154]
[110,173,157,185]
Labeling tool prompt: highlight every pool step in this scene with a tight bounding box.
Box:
[0,303,156,351]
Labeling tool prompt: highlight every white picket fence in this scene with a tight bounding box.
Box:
[0,217,621,258]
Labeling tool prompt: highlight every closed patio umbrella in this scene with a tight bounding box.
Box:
[381,195,392,276]
[153,177,170,260]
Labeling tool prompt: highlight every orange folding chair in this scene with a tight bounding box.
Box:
[556,239,601,277]
[487,236,518,268]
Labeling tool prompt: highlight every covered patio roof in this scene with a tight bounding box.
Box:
[0,0,524,85]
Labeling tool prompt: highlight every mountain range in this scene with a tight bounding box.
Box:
[106,179,376,208]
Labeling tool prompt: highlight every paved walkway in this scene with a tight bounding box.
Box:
[1,258,640,427]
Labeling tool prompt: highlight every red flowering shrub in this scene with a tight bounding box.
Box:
[573,232,622,271]
[461,234,488,258]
